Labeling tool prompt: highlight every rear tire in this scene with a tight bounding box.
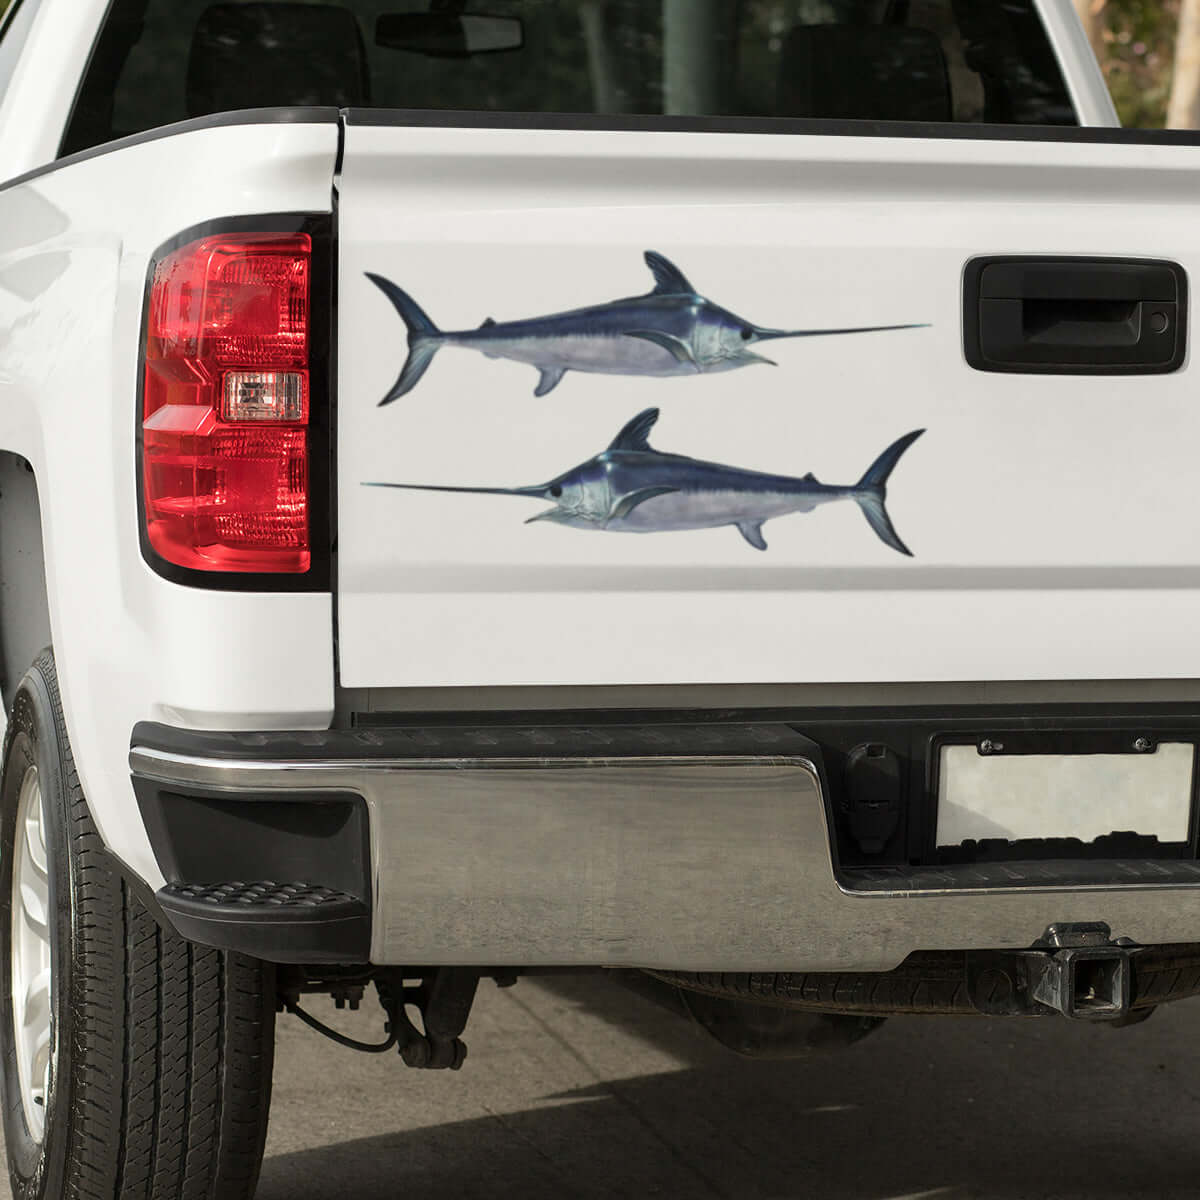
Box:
[0,650,276,1199]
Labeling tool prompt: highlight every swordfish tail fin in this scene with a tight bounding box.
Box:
[365,272,443,404]
[852,429,925,557]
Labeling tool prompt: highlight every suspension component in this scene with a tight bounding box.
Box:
[376,968,481,1070]
[277,966,482,1065]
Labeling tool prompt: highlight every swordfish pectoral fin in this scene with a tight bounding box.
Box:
[736,521,769,551]
[625,330,699,369]
[735,349,777,367]
[608,486,679,521]
[524,507,570,525]
[534,366,567,397]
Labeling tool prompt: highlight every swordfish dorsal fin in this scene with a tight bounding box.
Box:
[608,408,661,453]
[644,250,697,296]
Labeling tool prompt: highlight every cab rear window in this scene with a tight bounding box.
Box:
[62,0,1077,156]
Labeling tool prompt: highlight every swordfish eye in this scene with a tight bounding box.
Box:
[550,485,563,498]
[740,327,754,341]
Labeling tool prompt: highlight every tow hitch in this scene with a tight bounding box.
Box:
[968,923,1142,1021]
[1026,924,1139,1020]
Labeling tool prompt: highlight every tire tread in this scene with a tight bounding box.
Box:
[3,651,275,1200]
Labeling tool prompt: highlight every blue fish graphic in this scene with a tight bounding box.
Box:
[365,409,925,556]
[366,251,927,403]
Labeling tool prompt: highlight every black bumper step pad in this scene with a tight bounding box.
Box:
[158,881,370,964]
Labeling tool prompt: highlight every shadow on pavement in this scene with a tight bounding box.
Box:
[256,974,1200,1200]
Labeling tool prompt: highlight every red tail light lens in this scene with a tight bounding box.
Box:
[141,233,312,574]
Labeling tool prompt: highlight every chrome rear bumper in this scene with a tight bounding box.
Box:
[129,728,1200,972]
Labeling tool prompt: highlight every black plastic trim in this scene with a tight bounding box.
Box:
[131,769,372,963]
[329,155,343,676]
[131,718,818,762]
[963,256,1189,375]
[157,883,370,963]
[0,107,340,196]
[5,104,1194,200]
[845,859,1200,892]
[133,780,370,896]
[342,106,1200,146]
[135,212,334,593]
[6,101,1197,202]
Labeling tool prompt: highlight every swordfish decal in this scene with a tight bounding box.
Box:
[365,409,925,556]
[366,251,928,403]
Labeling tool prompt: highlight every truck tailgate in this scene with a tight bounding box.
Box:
[335,118,1200,689]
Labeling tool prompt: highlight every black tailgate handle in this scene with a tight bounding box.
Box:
[964,257,1187,375]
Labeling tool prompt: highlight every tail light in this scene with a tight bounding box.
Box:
[141,232,312,574]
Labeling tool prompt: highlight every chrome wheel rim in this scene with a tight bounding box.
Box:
[11,766,51,1141]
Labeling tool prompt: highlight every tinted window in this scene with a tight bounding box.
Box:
[0,0,44,115]
[62,0,1077,156]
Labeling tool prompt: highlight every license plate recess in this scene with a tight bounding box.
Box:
[933,731,1198,863]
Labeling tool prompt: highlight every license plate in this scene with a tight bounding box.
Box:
[936,742,1195,847]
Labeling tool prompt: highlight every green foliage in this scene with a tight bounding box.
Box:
[1095,0,1180,127]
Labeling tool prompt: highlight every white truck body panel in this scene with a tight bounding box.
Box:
[0,0,111,177]
[337,123,1200,689]
[0,118,341,886]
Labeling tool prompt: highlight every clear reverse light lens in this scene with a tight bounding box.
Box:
[223,371,307,422]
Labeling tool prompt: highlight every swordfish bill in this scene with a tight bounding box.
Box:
[365,408,926,556]
[366,251,928,403]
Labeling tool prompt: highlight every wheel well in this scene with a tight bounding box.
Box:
[0,453,51,712]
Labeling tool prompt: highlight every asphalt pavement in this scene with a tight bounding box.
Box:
[258,974,1200,1200]
[7,973,1200,1199]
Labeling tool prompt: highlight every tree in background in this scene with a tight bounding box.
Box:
[1169,0,1200,126]
[1075,0,1182,126]
[1071,0,1200,128]
[1075,0,1107,57]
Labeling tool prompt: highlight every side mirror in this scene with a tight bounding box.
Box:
[376,12,525,58]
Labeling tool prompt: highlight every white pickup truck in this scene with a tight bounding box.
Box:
[2,0,1198,1195]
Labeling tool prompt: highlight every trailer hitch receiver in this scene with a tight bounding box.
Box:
[965,924,1141,1020]
[1025,923,1139,1021]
